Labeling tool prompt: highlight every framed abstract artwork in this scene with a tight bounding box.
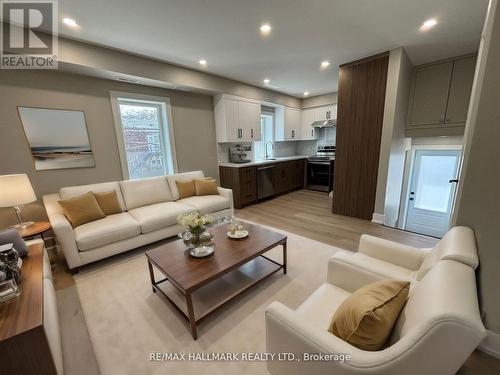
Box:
[18,107,95,170]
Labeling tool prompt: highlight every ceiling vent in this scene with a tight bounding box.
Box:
[115,76,141,84]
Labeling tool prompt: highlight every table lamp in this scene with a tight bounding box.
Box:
[0,174,36,229]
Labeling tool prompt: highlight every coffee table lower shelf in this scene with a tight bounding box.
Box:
[148,255,285,339]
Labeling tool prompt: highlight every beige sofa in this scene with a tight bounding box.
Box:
[266,227,486,375]
[43,171,233,270]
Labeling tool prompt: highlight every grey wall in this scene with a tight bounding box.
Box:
[302,92,337,108]
[57,36,302,108]
[0,69,218,227]
[453,0,500,335]
[373,48,413,225]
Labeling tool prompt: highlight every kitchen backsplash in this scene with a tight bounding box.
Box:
[274,141,297,157]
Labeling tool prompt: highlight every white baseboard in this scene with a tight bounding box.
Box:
[478,330,500,359]
[371,213,385,224]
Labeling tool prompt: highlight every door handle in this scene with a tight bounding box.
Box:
[251,128,254,138]
[449,179,458,183]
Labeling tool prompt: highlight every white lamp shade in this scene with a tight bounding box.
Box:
[0,174,37,207]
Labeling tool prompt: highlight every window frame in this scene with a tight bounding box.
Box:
[110,91,178,180]
[254,110,275,160]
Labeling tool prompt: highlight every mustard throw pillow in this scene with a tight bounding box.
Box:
[329,279,410,351]
[93,190,122,215]
[59,192,105,228]
[194,179,219,196]
[176,180,196,199]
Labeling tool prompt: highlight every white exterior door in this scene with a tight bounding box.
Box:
[405,149,461,238]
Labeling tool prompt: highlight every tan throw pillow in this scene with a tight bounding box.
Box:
[329,279,409,351]
[93,191,123,215]
[194,179,219,196]
[176,180,196,199]
[58,192,105,228]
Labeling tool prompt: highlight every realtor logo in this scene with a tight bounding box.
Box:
[1,1,58,69]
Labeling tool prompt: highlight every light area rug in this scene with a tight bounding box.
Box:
[74,223,343,375]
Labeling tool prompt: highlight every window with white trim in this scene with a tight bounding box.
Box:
[110,92,177,179]
[253,111,274,160]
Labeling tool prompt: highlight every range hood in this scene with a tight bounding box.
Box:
[311,119,336,128]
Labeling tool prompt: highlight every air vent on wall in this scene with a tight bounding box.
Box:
[114,76,141,84]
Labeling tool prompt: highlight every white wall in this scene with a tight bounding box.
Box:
[373,48,413,226]
[452,0,500,340]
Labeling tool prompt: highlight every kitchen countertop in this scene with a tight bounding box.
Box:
[218,155,310,168]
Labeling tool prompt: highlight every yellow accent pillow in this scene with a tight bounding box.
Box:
[93,191,122,215]
[329,279,409,351]
[58,192,105,228]
[194,179,219,196]
[176,180,196,199]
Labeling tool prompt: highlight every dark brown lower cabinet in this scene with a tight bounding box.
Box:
[332,52,389,220]
[220,159,305,209]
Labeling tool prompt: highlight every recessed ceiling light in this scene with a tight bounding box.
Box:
[304,91,310,96]
[63,18,78,27]
[260,24,271,34]
[420,18,438,31]
[320,60,331,68]
[263,78,270,84]
[199,59,207,66]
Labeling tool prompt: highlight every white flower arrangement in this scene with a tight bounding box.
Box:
[177,212,212,231]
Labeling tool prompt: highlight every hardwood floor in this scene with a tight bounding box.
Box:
[237,189,500,375]
[237,189,438,251]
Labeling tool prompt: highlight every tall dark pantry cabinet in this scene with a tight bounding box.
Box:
[332,52,389,220]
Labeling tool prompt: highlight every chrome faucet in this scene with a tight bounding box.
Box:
[265,141,275,160]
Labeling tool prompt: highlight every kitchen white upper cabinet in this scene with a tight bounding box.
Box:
[238,100,261,141]
[316,104,337,122]
[300,107,317,140]
[300,104,337,140]
[214,95,261,142]
[276,107,301,141]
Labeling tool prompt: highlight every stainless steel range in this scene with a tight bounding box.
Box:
[307,145,335,192]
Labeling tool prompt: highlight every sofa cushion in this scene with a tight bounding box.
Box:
[59,192,106,228]
[74,213,140,251]
[59,181,126,211]
[333,251,416,281]
[119,176,173,210]
[329,279,410,351]
[194,179,219,196]
[176,180,196,199]
[166,171,205,201]
[127,202,193,234]
[296,283,351,330]
[93,191,123,215]
[177,195,230,214]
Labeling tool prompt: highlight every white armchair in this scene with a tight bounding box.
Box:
[265,257,486,375]
[332,226,479,282]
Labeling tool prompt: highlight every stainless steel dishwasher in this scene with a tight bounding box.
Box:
[257,165,275,200]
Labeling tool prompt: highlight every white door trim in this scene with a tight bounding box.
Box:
[400,145,462,230]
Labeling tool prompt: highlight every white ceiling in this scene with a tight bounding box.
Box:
[55,0,488,97]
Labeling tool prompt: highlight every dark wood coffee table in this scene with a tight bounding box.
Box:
[145,222,287,339]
